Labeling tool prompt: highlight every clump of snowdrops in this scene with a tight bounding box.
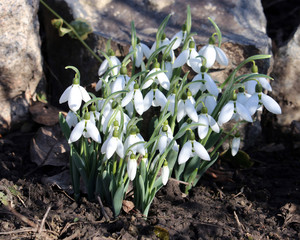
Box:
[58,7,281,217]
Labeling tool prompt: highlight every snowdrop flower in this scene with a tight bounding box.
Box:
[127,154,137,181]
[170,24,188,50]
[245,64,272,94]
[59,77,91,112]
[178,131,210,164]
[173,41,199,69]
[68,112,101,144]
[198,36,228,68]
[196,95,217,115]
[130,39,151,67]
[88,104,100,125]
[121,82,144,115]
[163,56,174,80]
[197,106,220,139]
[110,66,130,94]
[101,129,124,159]
[177,90,198,123]
[66,111,78,128]
[95,74,109,92]
[218,92,253,126]
[236,87,251,105]
[142,61,170,90]
[98,49,121,77]
[161,162,170,185]
[231,133,240,156]
[143,84,167,112]
[155,124,179,153]
[189,66,219,97]
[124,127,146,155]
[149,33,171,56]
[245,83,281,116]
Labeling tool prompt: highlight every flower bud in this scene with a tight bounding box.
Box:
[107,49,115,56]
[201,106,208,114]
[161,33,166,40]
[208,36,215,45]
[182,23,187,32]
[255,83,263,93]
[84,112,90,120]
[153,60,160,69]
[120,66,127,75]
[89,104,96,112]
[189,41,195,49]
[188,130,195,141]
[73,77,80,85]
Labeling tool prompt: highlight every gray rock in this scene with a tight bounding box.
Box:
[271,26,300,126]
[0,0,43,132]
[40,0,271,108]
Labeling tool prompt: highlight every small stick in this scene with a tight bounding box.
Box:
[233,211,245,232]
[97,195,110,222]
[38,205,52,235]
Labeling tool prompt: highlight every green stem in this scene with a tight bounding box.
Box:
[40,0,103,63]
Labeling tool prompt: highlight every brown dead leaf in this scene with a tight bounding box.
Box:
[29,101,61,126]
[122,200,135,213]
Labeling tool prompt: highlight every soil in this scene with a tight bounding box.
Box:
[1,0,300,239]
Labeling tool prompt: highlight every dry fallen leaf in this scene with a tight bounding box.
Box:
[122,200,135,213]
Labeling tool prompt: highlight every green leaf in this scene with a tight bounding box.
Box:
[112,184,125,216]
[221,149,253,169]
[59,112,71,140]
[138,175,145,206]
[156,14,172,47]
[204,130,223,150]
[69,19,92,40]
[183,155,201,182]
[186,5,192,34]
[208,17,222,47]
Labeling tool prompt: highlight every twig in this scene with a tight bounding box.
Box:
[97,195,110,222]
[169,177,189,185]
[38,205,52,236]
[233,211,245,232]
[233,186,244,198]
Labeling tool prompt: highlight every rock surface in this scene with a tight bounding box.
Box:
[40,0,271,108]
[271,26,300,126]
[0,0,43,133]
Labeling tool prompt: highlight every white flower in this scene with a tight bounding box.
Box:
[196,95,217,115]
[98,51,121,77]
[127,155,137,181]
[59,81,91,112]
[143,62,170,90]
[130,41,151,67]
[167,93,176,115]
[149,34,170,56]
[245,90,282,116]
[231,136,240,156]
[68,113,101,144]
[161,164,170,185]
[197,109,220,139]
[143,87,167,112]
[101,130,124,159]
[111,74,130,94]
[198,37,228,68]
[66,111,78,128]
[178,133,210,164]
[218,94,253,126]
[155,125,178,153]
[177,91,198,122]
[170,28,188,50]
[244,65,272,94]
[190,71,219,97]
[95,75,109,92]
[172,41,199,69]
[121,83,145,115]
[124,127,146,155]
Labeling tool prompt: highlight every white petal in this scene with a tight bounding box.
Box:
[116,139,124,158]
[158,134,168,153]
[161,165,170,185]
[245,80,257,95]
[204,73,219,97]
[236,102,253,122]
[205,96,217,115]
[155,89,167,109]
[165,62,173,80]
[142,79,153,89]
[258,77,272,92]
[143,90,154,112]
[198,115,209,139]
[218,102,234,126]
[134,89,144,115]
[215,46,228,66]
[121,90,134,107]
[98,59,108,76]
[127,158,137,181]
[68,120,85,143]
[111,76,125,93]
[177,100,186,122]
[86,121,102,143]
[237,93,250,104]
[245,94,259,116]
[167,94,175,115]
[193,141,210,161]
[110,56,121,75]
[66,111,78,128]
[231,137,240,156]
[156,72,170,90]
[199,45,216,68]
[170,31,183,50]
[141,43,151,59]
[95,79,102,92]
[207,115,220,133]
[189,58,202,73]
[173,49,189,68]
[79,86,91,102]
[178,141,193,164]
[261,93,282,114]
[135,45,143,67]
[106,137,118,159]
[101,137,109,154]
[59,86,72,104]
[185,99,198,122]
[68,85,82,112]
